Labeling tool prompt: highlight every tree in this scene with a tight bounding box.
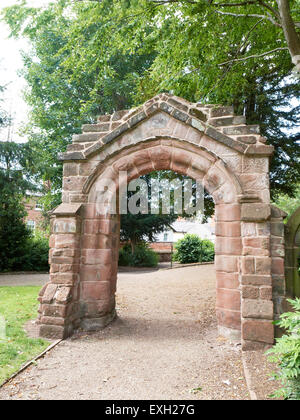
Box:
[140,0,300,72]
[173,234,215,264]
[0,139,36,271]
[274,183,300,217]
[2,0,299,203]
[120,213,177,253]
[0,74,38,270]
[2,0,156,211]
[120,171,180,252]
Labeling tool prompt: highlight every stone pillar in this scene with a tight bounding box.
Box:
[215,203,242,341]
[240,202,274,350]
[78,203,119,330]
[38,204,82,339]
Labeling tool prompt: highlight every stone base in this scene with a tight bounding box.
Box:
[80,310,116,331]
[242,339,273,351]
[218,326,241,342]
[39,323,74,340]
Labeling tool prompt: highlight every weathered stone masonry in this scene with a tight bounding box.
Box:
[37,93,287,350]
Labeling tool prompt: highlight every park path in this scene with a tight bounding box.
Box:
[0,265,251,400]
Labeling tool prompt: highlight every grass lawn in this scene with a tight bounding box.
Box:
[0,286,49,384]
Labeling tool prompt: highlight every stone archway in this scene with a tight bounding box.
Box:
[37,93,276,350]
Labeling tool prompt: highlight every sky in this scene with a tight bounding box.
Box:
[0,0,51,142]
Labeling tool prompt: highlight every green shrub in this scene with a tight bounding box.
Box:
[0,229,49,273]
[119,243,159,267]
[173,234,215,264]
[23,231,50,272]
[0,196,31,272]
[200,239,215,262]
[267,298,300,400]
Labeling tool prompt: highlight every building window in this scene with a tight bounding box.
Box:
[27,220,35,231]
[163,233,168,241]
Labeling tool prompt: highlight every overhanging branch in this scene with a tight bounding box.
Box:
[218,47,288,65]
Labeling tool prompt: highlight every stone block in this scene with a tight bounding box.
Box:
[42,284,58,304]
[41,304,67,318]
[215,237,242,255]
[50,273,78,286]
[242,319,274,344]
[241,222,257,237]
[216,288,241,311]
[81,234,110,250]
[148,146,172,170]
[242,286,259,300]
[255,257,271,274]
[55,287,72,304]
[63,163,78,177]
[215,204,241,222]
[41,316,66,326]
[241,257,255,275]
[242,299,273,320]
[271,258,285,275]
[241,203,271,222]
[216,272,240,289]
[241,275,272,286]
[215,255,239,272]
[81,281,111,301]
[210,106,233,118]
[260,286,272,300]
[215,221,241,237]
[39,325,67,340]
[81,249,113,265]
[216,308,241,330]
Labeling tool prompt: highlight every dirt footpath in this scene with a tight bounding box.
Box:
[0,273,49,287]
[0,265,252,400]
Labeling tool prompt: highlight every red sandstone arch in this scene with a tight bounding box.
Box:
[38,93,278,350]
[84,140,243,340]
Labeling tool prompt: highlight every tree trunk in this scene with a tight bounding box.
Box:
[130,237,137,254]
[277,0,300,71]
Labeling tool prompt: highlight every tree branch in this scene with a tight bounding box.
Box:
[214,9,282,27]
[276,0,300,70]
[218,47,288,65]
[257,0,281,20]
[215,1,261,7]
[147,0,197,4]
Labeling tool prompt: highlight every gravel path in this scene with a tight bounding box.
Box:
[0,273,49,287]
[0,265,250,400]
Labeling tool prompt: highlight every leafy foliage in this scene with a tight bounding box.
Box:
[2,0,156,212]
[1,0,299,205]
[273,184,300,218]
[267,298,300,400]
[120,213,177,252]
[173,234,215,264]
[0,195,30,272]
[198,239,215,263]
[119,242,159,267]
[0,141,36,195]
[0,139,42,272]
[0,139,48,272]
[22,231,50,272]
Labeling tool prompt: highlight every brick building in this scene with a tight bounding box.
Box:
[24,195,44,231]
